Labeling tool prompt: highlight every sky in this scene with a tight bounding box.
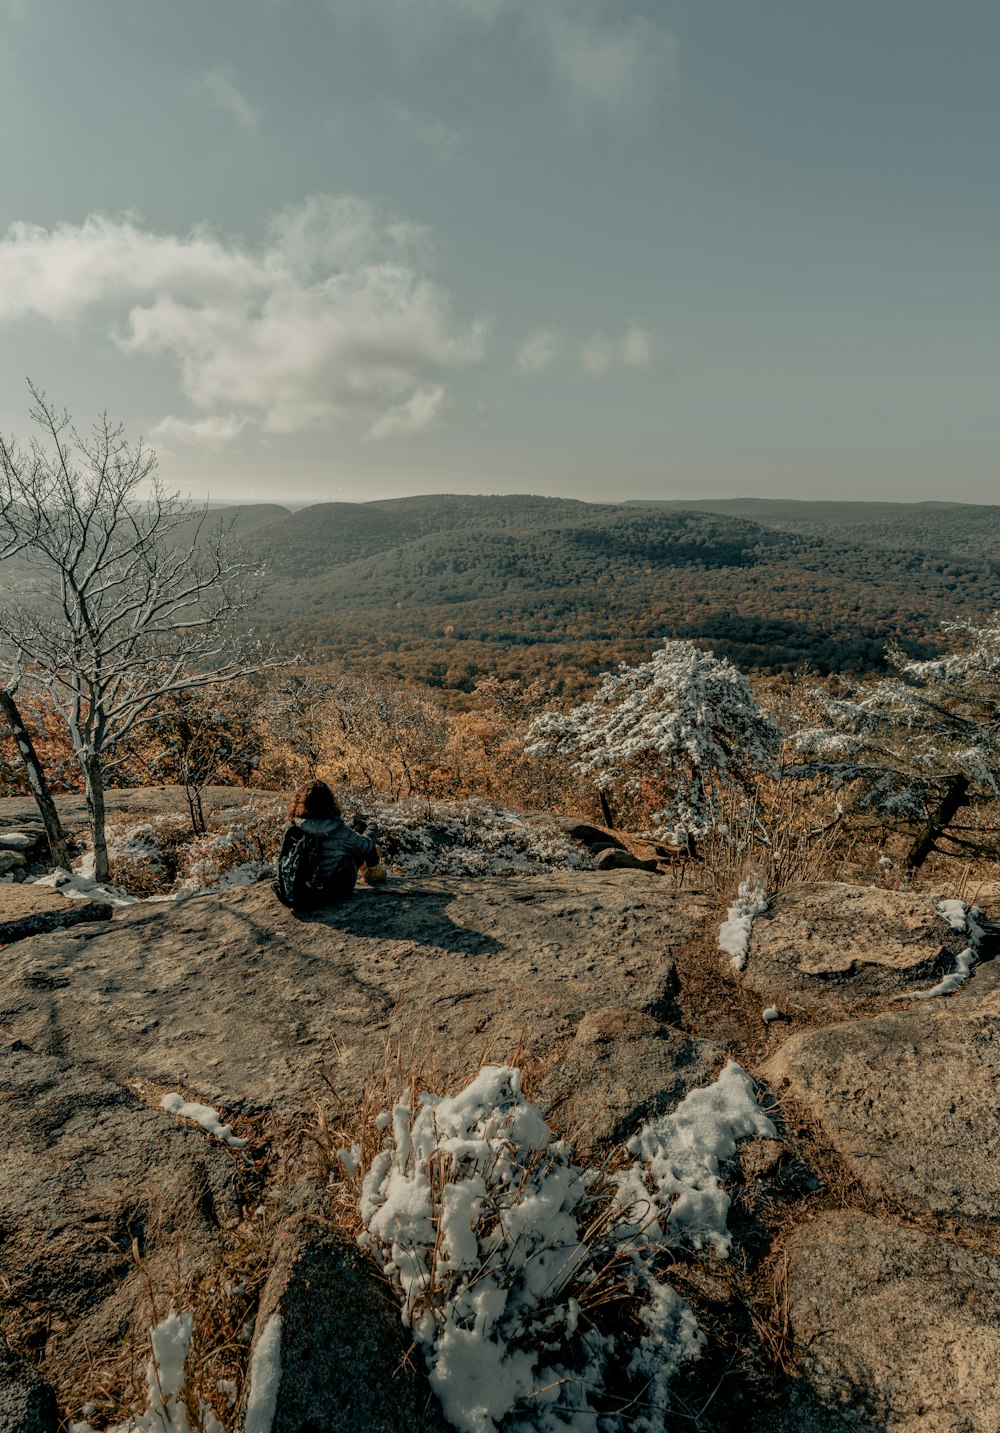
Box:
[0,0,997,506]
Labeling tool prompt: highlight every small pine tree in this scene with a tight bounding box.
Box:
[787,615,1000,869]
[526,639,779,850]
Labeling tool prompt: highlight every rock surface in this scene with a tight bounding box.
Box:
[781,1210,1000,1433]
[535,1005,723,1147]
[0,883,114,944]
[763,968,1000,1223]
[738,882,975,1003]
[2,819,999,1433]
[241,1213,447,1433]
[0,1333,58,1433]
[0,1042,248,1412]
[0,873,710,1115]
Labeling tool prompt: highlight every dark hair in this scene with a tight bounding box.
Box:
[286,780,341,822]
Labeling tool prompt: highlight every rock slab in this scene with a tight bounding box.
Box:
[763,982,1000,1224]
[0,1334,58,1433]
[782,1210,1000,1433]
[241,1213,446,1433]
[0,884,113,945]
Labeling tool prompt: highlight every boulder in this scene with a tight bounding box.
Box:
[594,847,659,872]
[0,884,113,945]
[535,1005,723,1147]
[557,822,627,851]
[762,979,1000,1223]
[0,851,25,877]
[780,1210,1000,1433]
[0,1335,59,1433]
[738,882,976,1005]
[240,1213,446,1433]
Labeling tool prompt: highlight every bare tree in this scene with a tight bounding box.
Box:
[0,385,284,880]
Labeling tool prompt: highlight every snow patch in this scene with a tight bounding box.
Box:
[244,1314,283,1433]
[761,1005,780,1024]
[69,1308,224,1433]
[161,1092,248,1148]
[719,878,768,971]
[903,899,986,1000]
[623,1059,777,1257]
[31,864,137,907]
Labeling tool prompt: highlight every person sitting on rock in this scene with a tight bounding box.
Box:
[275,780,384,909]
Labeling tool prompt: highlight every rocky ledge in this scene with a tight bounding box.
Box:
[0,871,997,1432]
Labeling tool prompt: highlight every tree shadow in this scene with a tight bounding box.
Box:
[295,883,504,958]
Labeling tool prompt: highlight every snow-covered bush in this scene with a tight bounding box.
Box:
[177,801,283,890]
[526,640,779,850]
[366,798,591,877]
[787,615,1000,869]
[107,814,192,897]
[346,1061,774,1433]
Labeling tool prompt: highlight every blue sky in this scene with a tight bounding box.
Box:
[0,1,997,504]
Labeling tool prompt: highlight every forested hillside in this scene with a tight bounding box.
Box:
[245,495,1000,690]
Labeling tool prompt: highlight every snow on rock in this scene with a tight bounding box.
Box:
[762,1005,781,1024]
[623,1059,777,1257]
[69,1308,224,1433]
[161,1092,248,1148]
[352,1059,771,1433]
[903,898,986,1000]
[718,878,768,971]
[244,1314,283,1433]
[31,864,138,908]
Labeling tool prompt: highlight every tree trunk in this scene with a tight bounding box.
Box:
[0,689,72,870]
[904,773,971,871]
[598,788,615,829]
[82,753,110,882]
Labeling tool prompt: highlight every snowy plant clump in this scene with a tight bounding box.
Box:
[718,878,768,971]
[364,798,591,878]
[69,1308,224,1433]
[350,1060,774,1433]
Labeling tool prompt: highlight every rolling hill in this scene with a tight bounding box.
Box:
[243,495,1000,691]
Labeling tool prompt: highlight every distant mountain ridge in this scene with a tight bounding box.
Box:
[239,493,1000,687]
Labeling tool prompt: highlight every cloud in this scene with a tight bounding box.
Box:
[367,384,448,440]
[383,99,461,160]
[621,322,653,368]
[516,329,558,374]
[0,195,484,444]
[582,324,654,376]
[200,68,260,129]
[582,331,613,377]
[342,1,676,122]
[151,413,249,448]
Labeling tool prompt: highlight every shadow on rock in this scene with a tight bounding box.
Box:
[297,885,504,958]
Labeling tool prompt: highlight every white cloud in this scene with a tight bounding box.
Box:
[516,329,558,373]
[582,331,613,377]
[367,384,449,440]
[0,195,484,445]
[151,413,249,448]
[200,68,260,129]
[342,1,676,122]
[582,324,655,377]
[621,322,653,368]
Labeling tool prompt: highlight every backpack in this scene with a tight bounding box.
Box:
[273,826,328,911]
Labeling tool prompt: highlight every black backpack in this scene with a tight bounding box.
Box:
[273,826,328,910]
